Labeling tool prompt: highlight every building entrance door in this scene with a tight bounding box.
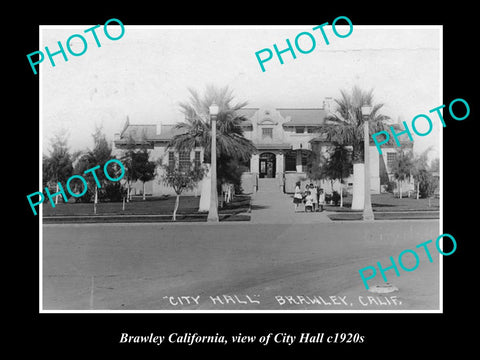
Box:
[259,152,276,178]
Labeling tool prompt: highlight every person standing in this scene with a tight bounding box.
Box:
[318,188,325,212]
[309,183,318,212]
[305,190,314,212]
[293,181,303,212]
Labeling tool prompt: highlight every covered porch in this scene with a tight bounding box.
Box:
[240,145,313,194]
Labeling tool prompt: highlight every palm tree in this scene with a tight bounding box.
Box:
[316,86,391,210]
[167,85,256,210]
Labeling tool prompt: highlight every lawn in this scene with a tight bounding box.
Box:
[42,194,251,221]
[42,196,200,216]
[325,193,440,212]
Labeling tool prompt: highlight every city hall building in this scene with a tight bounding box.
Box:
[113,99,412,196]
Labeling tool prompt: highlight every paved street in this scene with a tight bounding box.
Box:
[42,220,440,311]
[42,179,441,311]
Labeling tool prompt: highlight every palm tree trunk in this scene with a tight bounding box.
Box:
[399,180,402,199]
[173,194,180,221]
[339,181,343,208]
[55,182,59,205]
[199,164,211,212]
[351,163,365,210]
[142,182,146,200]
[94,186,98,214]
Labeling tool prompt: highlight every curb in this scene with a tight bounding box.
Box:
[43,212,251,224]
[327,211,439,221]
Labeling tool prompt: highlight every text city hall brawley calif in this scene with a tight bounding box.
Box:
[162,294,402,307]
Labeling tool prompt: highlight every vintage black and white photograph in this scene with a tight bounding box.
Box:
[38,24,442,312]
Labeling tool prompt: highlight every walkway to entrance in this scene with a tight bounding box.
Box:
[250,178,332,224]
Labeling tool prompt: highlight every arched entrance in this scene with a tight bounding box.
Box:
[259,152,276,178]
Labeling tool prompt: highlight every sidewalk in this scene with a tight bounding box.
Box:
[250,178,332,224]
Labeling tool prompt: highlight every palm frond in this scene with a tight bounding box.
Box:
[168,85,255,162]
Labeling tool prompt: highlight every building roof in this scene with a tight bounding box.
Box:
[253,142,292,150]
[154,124,186,140]
[237,107,328,127]
[279,108,328,126]
[114,108,412,149]
[309,135,413,147]
[121,124,156,140]
[237,108,257,126]
[114,123,186,146]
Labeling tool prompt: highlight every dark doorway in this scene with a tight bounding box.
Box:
[259,152,276,178]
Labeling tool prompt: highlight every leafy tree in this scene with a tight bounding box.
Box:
[315,86,391,209]
[160,162,206,221]
[74,126,117,204]
[135,149,157,200]
[417,169,438,202]
[43,129,73,204]
[430,158,439,173]
[217,155,249,195]
[306,145,329,183]
[413,152,439,204]
[411,147,431,199]
[390,149,414,199]
[120,135,140,201]
[322,146,353,207]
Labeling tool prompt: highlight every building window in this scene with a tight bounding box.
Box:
[307,127,316,133]
[387,152,397,169]
[262,127,273,139]
[285,150,297,171]
[168,151,175,169]
[179,151,191,171]
[194,151,201,168]
[295,126,305,134]
[301,151,309,170]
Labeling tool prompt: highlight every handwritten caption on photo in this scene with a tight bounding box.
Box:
[162,294,402,307]
[26,18,125,75]
[119,332,366,346]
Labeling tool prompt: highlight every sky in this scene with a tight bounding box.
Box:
[40,24,442,161]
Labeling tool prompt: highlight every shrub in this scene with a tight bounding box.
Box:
[325,193,332,203]
[332,191,341,206]
[103,182,126,202]
[385,180,396,193]
[419,172,438,198]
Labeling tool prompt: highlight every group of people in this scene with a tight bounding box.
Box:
[293,181,325,213]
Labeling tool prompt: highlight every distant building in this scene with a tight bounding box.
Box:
[113,101,413,196]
